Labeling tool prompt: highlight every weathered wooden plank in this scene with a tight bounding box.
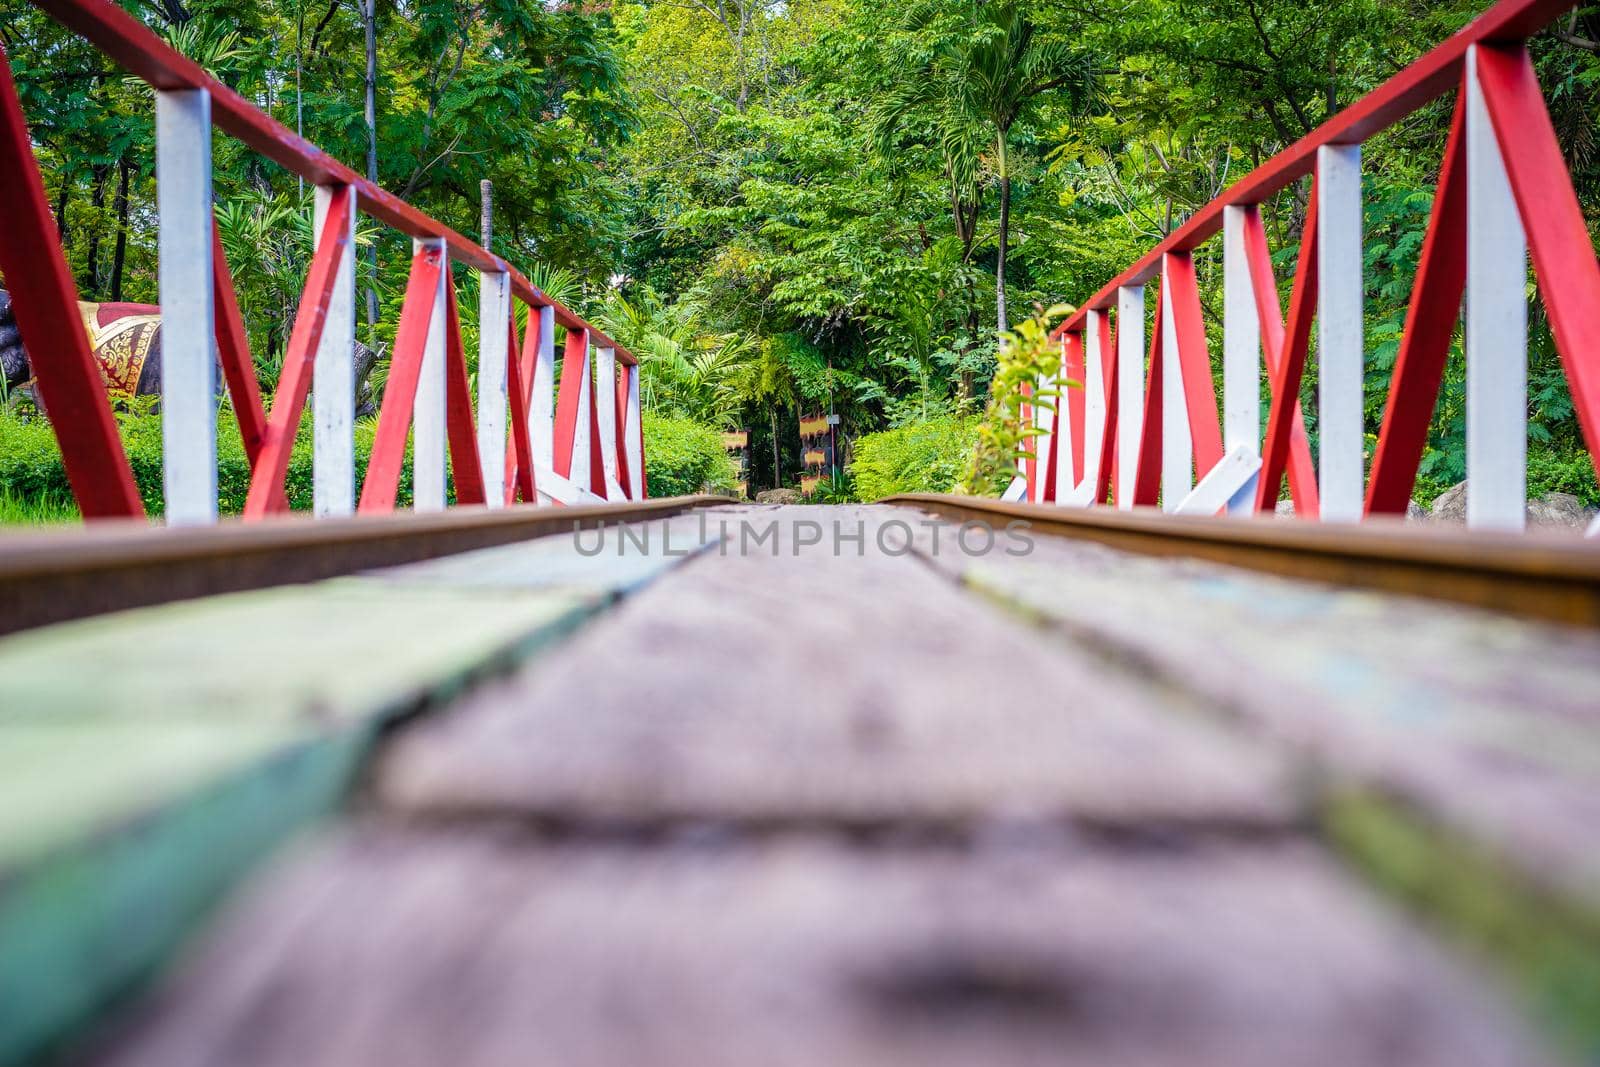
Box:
[927,533,1600,910]
[78,828,1555,1067]
[0,516,708,1066]
[378,506,1299,831]
[365,513,716,596]
[905,519,1600,1056]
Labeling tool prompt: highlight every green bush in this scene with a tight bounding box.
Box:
[1528,449,1600,509]
[850,416,978,500]
[0,409,412,520]
[641,413,738,497]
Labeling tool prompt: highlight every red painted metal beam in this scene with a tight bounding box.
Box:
[615,371,633,500]
[1241,206,1321,514]
[442,276,486,507]
[1021,382,1036,500]
[1164,252,1226,479]
[1133,304,1163,507]
[1255,185,1322,515]
[1477,42,1600,484]
[242,185,351,517]
[29,0,637,367]
[585,366,608,496]
[503,311,538,505]
[552,328,589,481]
[211,219,267,467]
[1064,331,1088,488]
[1051,0,1580,338]
[1096,320,1119,505]
[0,43,143,519]
[359,245,443,513]
[1366,90,1469,516]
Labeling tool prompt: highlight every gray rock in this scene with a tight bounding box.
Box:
[1428,481,1468,523]
[755,488,804,505]
[1527,491,1591,530]
[1429,480,1593,530]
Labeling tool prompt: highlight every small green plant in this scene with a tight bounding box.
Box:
[640,413,740,497]
[959,305,1075,496]
[850,416,978,500]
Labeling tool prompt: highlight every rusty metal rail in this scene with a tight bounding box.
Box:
[886,494,1600,627]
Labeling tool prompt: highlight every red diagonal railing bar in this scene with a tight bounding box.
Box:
[1241,206,1321,514]
[1255,184,1322,514]
[1366,91,1469,516]
[1021,382,1036,498]
[1095,319,1119,505]
[1133,300,1164,507]
[585,366,608,496]
[1477,42,1600,481]
[615,371,633,500]
[1164,252,1226,478]
[1048,0,1581,338]
[502,308,537,502]
[442,277,487,506]
[242,185,351,517]
[1064,330,1088,487]
[504,311,538,504]
[31,0,638,368]
[0,44,143,518]
[552,328,589,481]
[211,219,268,467]
[358,245,443,512]
[1030,377,1056,508]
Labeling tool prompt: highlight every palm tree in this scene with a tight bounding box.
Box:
[873,1,1097,335]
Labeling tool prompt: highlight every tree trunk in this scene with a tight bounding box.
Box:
[995,134,1010,337]
[84,164,108,297]
[54,179,70,246]
[479,180,493,251]
[771,406,781,489]
[110,155,131,301]
[360,0,381,334]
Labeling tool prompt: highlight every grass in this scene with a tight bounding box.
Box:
[0,489,80,526]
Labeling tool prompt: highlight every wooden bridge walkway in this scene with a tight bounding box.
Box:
[5,503,1597,1066]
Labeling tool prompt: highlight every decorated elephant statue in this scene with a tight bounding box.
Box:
[0,288,380,414]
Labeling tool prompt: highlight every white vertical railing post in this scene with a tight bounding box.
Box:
[1081,309,1108,504]
[595,344,622,499]
[155,88,217,525]
[1223,205,1261,514]
[478,269,511,508]
[312,184,356,517]
[571,332,593,488]
[531,304,556,471]
[1117,284,1145,510]
[1316,143,1365,521]
[1050,336,1073,504]
[1465,45,1528,532]
[623,363,644,499]
[412,237,448,511]
[1032,371,1052,503]
[1160,260,1192,510]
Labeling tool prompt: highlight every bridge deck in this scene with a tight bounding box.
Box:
[6,505,1598,1066]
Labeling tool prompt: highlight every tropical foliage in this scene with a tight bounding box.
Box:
[3,0,1598,512]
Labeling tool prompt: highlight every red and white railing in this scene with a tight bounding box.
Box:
[1023,0,1599,536]
[0,0,645,525]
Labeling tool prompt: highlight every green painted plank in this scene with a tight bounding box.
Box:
[0,574,608,1066]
